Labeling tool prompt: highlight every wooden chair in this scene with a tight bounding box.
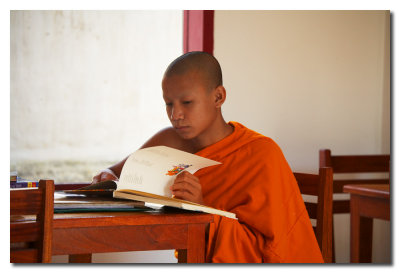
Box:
[10,180,55,263]
[319,149,390,262]
[294,167,333,263]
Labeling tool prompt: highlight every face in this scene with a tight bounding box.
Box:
[162,71,220,141]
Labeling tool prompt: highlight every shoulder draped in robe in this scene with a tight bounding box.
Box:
[194,121,323,263]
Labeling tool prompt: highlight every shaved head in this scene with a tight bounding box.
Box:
[164,51,223,91]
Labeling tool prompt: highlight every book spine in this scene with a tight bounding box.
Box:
[10,182,38,188]
[10,171,18,183]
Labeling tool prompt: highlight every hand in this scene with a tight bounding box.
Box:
[92,169,119,184]
[170,171,204,205]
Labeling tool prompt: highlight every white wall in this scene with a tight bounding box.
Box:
[11,11,181,163]
[11,10,183,183]
[11,10,182,263]
[214,10,390,263]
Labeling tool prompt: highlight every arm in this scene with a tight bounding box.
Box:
[107,156,128,179]
[92,126,193,183]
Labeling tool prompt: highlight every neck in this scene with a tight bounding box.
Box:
[190,117,234,152]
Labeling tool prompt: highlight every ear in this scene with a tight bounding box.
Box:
[213,85,226,108]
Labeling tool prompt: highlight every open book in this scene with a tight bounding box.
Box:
[71,146,237,219]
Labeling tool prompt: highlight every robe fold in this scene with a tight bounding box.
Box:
[194,121,323,263]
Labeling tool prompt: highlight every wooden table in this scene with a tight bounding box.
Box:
[51,209,213,263]
[343,184,390,263]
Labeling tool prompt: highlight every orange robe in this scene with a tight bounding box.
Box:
[195,121,323,263]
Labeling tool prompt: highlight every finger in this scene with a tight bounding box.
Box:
[100,172,118,181]
[172,171,199,187]
[91,177,99,184]
[171,171,203,201]
[174,171,200,185]
[172,184,204,204]
[91,173,102,184]
[176,170,196,179]
[173,189,196,201]
[171,180,202,202]
[171,179,201,194]
[172,173,201,191]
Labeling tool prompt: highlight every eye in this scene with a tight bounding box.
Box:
[165,102,172,107]
[183,101,192,105]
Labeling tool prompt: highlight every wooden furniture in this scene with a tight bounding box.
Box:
[12,182,212,263]
[293,167,333,263]
[343,184,390,263]
[13,203,213,263]
[52,183,213,263]
[54,183,91,191]
[10,180,55,263]
[53,210,212,263]
[319,149,390,262]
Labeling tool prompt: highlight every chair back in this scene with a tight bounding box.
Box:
[319,149,390,262]
[319,149,390,213]
[294,167,333,263]
[10,179,54,263]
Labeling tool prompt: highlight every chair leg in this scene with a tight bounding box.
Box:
[332,216,336,263]
[359,217,373,263]
[68,254,92,263]
[177,249,187,263]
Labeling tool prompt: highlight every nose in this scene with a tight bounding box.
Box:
[170,104,184,121]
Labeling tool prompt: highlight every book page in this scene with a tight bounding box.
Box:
[113,190,237,220]
[116,146,221,197]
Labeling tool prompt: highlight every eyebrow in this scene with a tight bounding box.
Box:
[162,90,194,101]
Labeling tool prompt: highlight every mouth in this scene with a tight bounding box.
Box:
[174,125,190,131]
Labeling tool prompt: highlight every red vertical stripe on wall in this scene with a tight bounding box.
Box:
[183,10,214,55]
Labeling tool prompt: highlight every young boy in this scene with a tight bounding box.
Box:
[93,51,323,263]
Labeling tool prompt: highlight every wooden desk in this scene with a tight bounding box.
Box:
[12,209,213,263]
[49,184,213,263]
[52,209,213,263]
[343,184,390,263]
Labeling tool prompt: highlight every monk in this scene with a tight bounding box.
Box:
[92,51,324,263]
